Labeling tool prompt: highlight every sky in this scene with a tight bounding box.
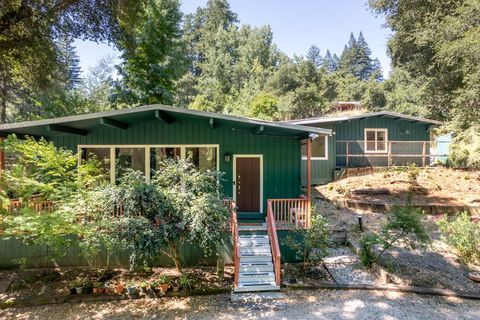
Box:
[74,0,391,77]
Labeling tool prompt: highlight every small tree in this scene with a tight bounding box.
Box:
[360,198,430,267]
[284,211,330,272]
[153,159,229,272]
[0,136,105,266]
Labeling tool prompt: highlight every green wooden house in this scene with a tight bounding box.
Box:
[0,105,330,292]
[287,111,442,185]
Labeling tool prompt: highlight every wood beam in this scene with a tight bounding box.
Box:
[100,117,129,130]
[209,117,215,129]
[46,124,88,136]
[253,125,264,135]
[306,137,312,219]
[154,110,174,124]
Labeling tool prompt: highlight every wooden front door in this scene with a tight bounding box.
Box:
[235,157,261,212]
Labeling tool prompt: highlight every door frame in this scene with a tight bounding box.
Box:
[232,154,264,213]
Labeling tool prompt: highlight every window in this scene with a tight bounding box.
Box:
[115,148,146,182]
[150,147,181,174]
[186,147,217,171]
[78,145,219,184]
[365,129,388,152]
[301,136,328,160]
[81,147,111,181]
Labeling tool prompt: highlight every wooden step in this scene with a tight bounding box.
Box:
[239,262,274,273]
[239,272,275,283]
[239,225,267,231]
[240,246,271,255]
[240,255,272,263]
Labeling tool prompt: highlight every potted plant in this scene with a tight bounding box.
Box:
[179,273,193,291]
[67,280,79,295]
[126,282,137,295]
[75,280,84,294]
[94,281,106,294]
[139,281,148,293]
[171,279,180,293]
[158,275,170,293]
[149,280,159,293]
[115,282,125,294]
[83,279,94,294]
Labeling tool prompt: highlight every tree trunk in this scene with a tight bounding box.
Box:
[0,87,6,124]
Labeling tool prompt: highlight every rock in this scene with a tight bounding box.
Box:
[39,285,48,296]
[467,272,480,283]
[8,279,27,291]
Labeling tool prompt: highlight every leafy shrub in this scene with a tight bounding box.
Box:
[449,126,480,169]
[359,199,430,267]
[283,210,330,271]
[438,212,480,263]
[359,233,379,267]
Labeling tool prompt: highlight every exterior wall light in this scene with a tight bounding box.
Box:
[224,152,231,163]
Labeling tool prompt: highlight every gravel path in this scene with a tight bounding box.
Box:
[324,247,378,285]
[1,289,479,320]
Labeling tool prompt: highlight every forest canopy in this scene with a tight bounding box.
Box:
[1,0,479,163]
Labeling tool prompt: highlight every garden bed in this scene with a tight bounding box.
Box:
[0,266,233,305]
[317,167,480,207]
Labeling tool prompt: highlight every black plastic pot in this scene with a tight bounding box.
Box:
[83,286,93,294]
[69,288,77,295]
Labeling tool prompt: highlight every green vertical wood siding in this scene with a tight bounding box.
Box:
[50,118,303,212]
[302,117,432,184]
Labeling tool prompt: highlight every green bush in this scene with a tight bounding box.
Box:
[359,198,430,267]
[449,126,480,169]
[283,210,330,271]
[438,212,480,263]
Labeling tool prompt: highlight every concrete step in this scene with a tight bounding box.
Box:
[239,272,275,282]
[231,291,284,302]
[234,282,280,293]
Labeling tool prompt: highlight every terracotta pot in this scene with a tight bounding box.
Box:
[115,284,125,294]
[98,287,106,294]
[93,287,99,294]
[159,283,169,293]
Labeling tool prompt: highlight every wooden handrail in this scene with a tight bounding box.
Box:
[269,198,310,229]
[227,199,240,288]
[267,200,281,286]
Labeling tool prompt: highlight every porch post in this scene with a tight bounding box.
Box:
[306,137,312,227]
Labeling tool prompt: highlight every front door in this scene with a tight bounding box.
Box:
[234,156,261,212]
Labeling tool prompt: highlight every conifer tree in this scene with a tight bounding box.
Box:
[306,45,322,68]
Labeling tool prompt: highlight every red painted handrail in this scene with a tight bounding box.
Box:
[267,200,281,286]
[269,198,310,229]
[227,199,240,288]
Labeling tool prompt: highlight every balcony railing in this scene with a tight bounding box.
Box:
[336,140,435,167]
[269,198,310,230]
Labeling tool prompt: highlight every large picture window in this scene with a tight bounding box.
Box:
[115,148,146,182]
[301,136,328,160]
[365,128,388,153]
[150,147,181,175]
[81,147,111,181]
[186,147,217,171]
[78,145,218,184]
